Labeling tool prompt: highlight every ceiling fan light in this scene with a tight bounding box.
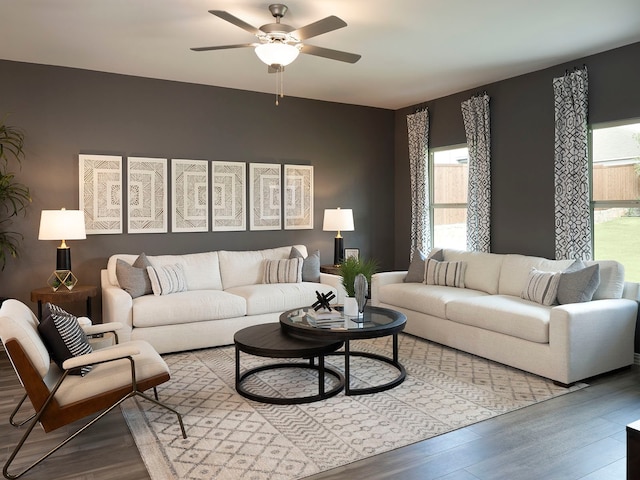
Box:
[255,43,299,67]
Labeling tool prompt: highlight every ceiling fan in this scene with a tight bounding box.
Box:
[191,4,362,71]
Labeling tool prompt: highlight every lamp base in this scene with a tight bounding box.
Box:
[56,247,71,271]
[47,270,78,292]
[333,237,344,266]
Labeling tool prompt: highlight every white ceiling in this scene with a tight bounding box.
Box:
[3,0,640,110]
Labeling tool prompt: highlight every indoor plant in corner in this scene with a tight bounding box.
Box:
[0,117,31,270]
[338,256,378,317]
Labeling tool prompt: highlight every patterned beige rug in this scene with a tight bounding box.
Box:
[121,334,586,480]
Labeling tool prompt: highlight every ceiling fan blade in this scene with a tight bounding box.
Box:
[208,10,261,36]
[300,44,361,64]
[191,44,255,52]
[292,15,347,40]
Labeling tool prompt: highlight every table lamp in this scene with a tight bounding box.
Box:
[38,208,86,290]
[323,208,354,266]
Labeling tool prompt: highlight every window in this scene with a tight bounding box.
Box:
[591,120,640,282]
[430,145,469,250]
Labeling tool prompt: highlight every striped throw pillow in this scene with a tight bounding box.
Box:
[264,258,303,284]
[147,264,188,296]
[521,268,560,306]
[424,259,465,288]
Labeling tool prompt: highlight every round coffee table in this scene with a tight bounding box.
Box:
[234,323,345,404]
[280,306,407,396]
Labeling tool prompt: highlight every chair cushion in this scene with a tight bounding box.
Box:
[38,303,93,375]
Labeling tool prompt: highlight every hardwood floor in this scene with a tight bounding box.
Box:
[1,350,638,480]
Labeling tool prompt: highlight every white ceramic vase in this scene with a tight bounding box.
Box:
[343,297,359,317]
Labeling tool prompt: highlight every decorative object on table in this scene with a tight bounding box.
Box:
[354,273,368,314]
[323,207,354,266]
[312,290,336,311]
[38,208,86,289]
[0,117,31,270]
[344,248,359,260]
[339,256,378,318]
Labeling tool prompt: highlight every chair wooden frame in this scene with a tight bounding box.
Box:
[2,337,187,479]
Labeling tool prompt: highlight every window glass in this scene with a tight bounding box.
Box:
[431,146,468,250]
[591,121,640,282]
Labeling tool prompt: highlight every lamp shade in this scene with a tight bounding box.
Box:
[322,208,354,232]
[38,209,86,241]
[255,42,300,67]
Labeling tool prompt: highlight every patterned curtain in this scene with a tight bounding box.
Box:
[553,67,590,260]
[406,108,430,257]
[461,94,491,252]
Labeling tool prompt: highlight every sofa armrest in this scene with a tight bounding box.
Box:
[371,271,408,306]
[101,269,134,342]
[319,272,347,305]
[550,298,638,383]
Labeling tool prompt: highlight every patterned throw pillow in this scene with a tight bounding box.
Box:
[264,258,303,284]
[424,258,465,288]
[37,303,93,375]
[147,264,188,295]
[521,268,561,306]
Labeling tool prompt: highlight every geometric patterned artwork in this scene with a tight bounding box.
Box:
[79,154,123,234]
[212,161,246,231]
[249,163,281,231]
[171,159,209,232]
[284,164,313,230]
[128,157,167,233]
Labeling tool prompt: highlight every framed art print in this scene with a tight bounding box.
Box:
[284,164,313,230]
[127,157,167,233]
[171,158,209,232]
[79,154,123,234]
[249,163,281,231]
[344,248,359,260]
[212,161,246,231]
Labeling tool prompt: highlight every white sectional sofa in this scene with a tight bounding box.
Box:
[372,249,639,386]
[101,245,341,354]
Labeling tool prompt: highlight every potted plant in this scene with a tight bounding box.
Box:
[338,256,378,316]
[0,118,31,270]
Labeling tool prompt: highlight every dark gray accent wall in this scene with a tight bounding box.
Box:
[394,41,640,269]
[0,60,394,318]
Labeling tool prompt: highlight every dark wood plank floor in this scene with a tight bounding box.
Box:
[1,350,638,480]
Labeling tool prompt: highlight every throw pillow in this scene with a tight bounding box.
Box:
[37,303,93,375]
[404,248,444,283]
[521,268,561,306]
[147,263,188,296]
[557,260,600,304]
[264,258,303,284]
[289,247,321,282]
[424,258,465,288]
[116,253,153,298]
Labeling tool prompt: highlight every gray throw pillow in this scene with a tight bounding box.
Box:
[404,248,444,283]
[290,247,321,283]
[116,253,153,298]
[557,260,600,304]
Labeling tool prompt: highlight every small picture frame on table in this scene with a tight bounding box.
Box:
[344,248,359,260]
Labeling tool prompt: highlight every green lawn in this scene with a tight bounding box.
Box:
[594,216,640,282]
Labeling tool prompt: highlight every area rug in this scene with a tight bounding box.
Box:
[121,334,586,480]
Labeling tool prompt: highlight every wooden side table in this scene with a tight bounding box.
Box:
[320,264,341,275]
[30,285,98,321]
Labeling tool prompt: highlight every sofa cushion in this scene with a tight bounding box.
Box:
[446,295,552,343]
[147,264,188,296]
[131,290,247,328]
[443,249,504,294]
[289,247,321,282]
[116,254,153,298]
[377,283,488,319]
[498,254,572,297]
[425,259,465,287]
[38,303,93,375]
[226,282,337,316]
[521,268,561,306]
[557,260,600,304]
[264,258,303,283]
[585,260,625,300]
[404,248,444,283]
[219,245,306,289]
